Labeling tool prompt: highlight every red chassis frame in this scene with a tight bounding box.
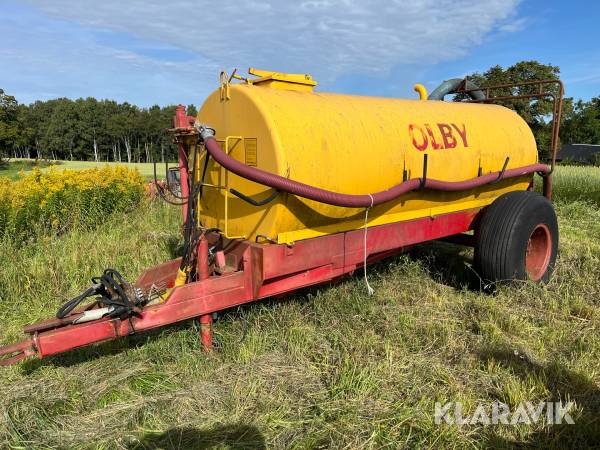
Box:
[0,108,483,366]
[1,208,480,365]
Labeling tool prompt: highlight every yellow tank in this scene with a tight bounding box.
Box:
[196,70,537,244]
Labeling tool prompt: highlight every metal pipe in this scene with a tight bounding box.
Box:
[196,233,211,351]
[197,235,209,281]
[175,105,191,223]
[413,83,428,100]
[202,135,549,209]
[428,78,485,101]
[458,79,565,201]
[199,314,212,351]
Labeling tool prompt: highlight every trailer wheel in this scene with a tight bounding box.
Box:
[475,190,558,284]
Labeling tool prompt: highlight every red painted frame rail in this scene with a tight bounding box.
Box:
[0,208,479,365]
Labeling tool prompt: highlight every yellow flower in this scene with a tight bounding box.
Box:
[1,166,144,239]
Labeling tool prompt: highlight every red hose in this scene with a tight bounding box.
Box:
[204,137,549,208]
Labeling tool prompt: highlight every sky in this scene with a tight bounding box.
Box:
[1,0,600,107]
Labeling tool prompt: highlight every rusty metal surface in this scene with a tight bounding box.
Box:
[0,338,36,366]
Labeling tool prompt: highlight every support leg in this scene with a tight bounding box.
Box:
[199,314,213,351]
[197,234,209,281]
[197,230,212,351]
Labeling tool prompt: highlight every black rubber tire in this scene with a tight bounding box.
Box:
[475,190,558,284]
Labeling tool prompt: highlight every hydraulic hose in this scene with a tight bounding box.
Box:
[200,130,549,209]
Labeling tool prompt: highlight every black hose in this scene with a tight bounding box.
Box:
[199,150,211,200]
[181,147,201,270]
[152,160,188,205]
[489,157,510,185]
[56,269,138,319]
[230,188,279,206]
[56,286,98,319]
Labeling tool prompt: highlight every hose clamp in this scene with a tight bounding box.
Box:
[194,121,216,142]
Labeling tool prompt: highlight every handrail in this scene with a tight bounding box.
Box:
[455,78,564,199]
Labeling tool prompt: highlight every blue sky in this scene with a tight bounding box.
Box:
[1,0,599,107]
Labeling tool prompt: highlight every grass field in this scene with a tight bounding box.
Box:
[0,166,599,448]
[0,159,159,180]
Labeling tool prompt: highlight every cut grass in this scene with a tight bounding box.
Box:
[0,159,163,181]
[0,159,57,180]
[0,168,599,448]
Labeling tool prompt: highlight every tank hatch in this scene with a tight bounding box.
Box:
[248,67,317,92]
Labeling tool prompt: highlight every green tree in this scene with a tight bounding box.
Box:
[186,104,198,117]
[13,104,34,158]
[560,97,600,146]
[458,61,568,158]
[0,89,19,158]
[5,94,182,162]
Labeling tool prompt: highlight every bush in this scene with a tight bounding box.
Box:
[0,166,144,240]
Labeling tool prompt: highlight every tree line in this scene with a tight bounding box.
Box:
[0,92,198,163]
[1,60,600,163]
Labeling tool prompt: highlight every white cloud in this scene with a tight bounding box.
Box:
[498,17,528,33]
[0,5,220,105]
[24,0,521,84]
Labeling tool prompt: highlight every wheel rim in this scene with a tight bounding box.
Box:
[525,224,552,281]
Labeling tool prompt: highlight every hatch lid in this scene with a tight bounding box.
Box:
[248,67,317,92]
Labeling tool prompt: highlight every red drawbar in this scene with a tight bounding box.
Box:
[0,208,481,365]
